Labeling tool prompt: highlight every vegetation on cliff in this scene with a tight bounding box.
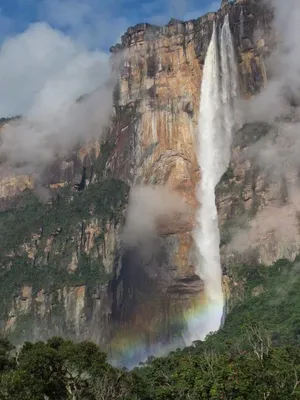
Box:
[1,257,300,398]
[0,176,129,322]
[133,256,300,399]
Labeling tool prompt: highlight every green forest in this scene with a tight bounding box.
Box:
[1,255,300,399]
[1,144,300,397]
[0,0,297,397]
[1,324,300,399]
[1,164,300,398]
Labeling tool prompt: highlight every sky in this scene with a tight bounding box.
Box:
[0,0,219,117]
[0,0,219,50]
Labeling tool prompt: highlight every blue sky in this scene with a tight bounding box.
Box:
[0,0,218,117]
[0,0,218,50]
[0,0,220,174]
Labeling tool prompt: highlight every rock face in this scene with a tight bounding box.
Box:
[0,0,278,365]
[107,0,272,356]
[217,120,300,269]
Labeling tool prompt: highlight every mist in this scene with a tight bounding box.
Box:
[244,0,300,123]
[228,188,300,257]
[0,83,114,175]
[226,0,300,259]
[244,0,300,177]
[122,185,190,247]
[0,22,116,178]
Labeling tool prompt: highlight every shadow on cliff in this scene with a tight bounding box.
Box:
[110,240,169,324]
[107,232,204,368]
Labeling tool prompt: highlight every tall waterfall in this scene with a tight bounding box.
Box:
[188,16,239,342]
[240,8,245,39]
[220,14,240,164]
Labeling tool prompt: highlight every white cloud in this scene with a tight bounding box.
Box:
[39,0,130,50]
[0,22,109,117]
[122,185,189,246]
[0,0,221,177]
[245,0,300,123]
[0,21,115,176]
[42,0,92,28]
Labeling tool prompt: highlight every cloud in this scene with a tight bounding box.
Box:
[0,86,114,172]
[0,21,115,176]
[245,122,300,179]
[39,0,130,50]
[0,22,109,117]
[224,0,300,262]
[0,0,220,178]
[0,9,14,44]
[244,0,300,123]
[122,185,189,246]
[227,183,300,264]
[238,0,300,179]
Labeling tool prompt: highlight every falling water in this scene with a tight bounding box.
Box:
[190,21,224,341]
[240,8,245,39]
[220,14,240,163]
[188,16,239,342]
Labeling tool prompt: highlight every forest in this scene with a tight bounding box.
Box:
[1,255,300,399]
[1,326,300,399]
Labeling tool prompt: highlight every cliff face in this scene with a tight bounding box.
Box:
[107,0,272,355]
[0,0,277,364]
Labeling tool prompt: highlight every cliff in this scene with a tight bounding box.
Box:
[0,0,280,365]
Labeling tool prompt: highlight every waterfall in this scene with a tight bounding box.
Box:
[220,14,240,164]
[240,8,244,39]
[188,16,239,342]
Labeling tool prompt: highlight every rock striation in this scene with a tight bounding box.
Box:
[0,0,281,365]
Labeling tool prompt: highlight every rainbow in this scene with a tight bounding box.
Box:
[108,293,224,369]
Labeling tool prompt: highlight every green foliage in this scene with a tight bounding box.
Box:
[1,116,300,398]
[219,166,234,184]
[0,337,15,373]
[134,335,300,399]
[0,337,137,400]
[0,179,129,314]
[0,179,127,254]
[94,140,116,179]
[1,334,300,399]
[3,255,300,400]
[241,258,300,341]
[191,257,300,355]
[132,256,300,399]
[220,219,234,247]
[233,122,271,149]
[0,116,21,125]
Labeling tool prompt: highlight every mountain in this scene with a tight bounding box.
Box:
[1,0,297,370]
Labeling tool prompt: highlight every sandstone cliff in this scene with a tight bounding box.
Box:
[0,0,278,365]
